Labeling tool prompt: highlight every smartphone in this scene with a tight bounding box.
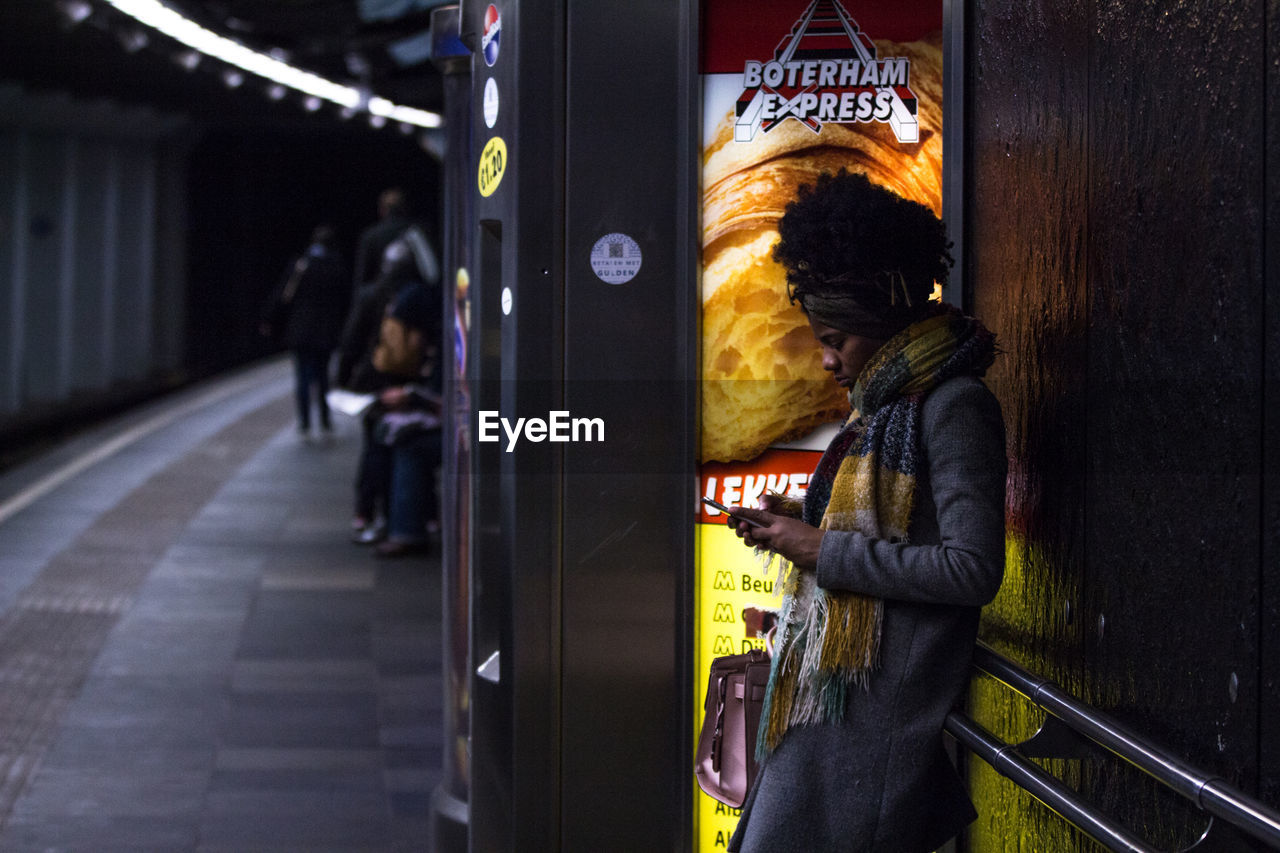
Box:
[701,496,765,528]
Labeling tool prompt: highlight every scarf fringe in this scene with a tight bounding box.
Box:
[755,308,996,759]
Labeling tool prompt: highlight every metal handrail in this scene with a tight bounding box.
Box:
[957,641,1280,850]
[944,711,1157,852]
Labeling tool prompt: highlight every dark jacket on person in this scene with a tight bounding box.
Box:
[338,247,441,387]
[729,376,1007,853]
[268,242,349,351]
[353,213,411,290]
[340,224,441,387]
[337,278,397,391]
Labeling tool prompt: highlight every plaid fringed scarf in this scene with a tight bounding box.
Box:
[757,306,996,757]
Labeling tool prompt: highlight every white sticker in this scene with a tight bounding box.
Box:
[483,78,499,128]
[501,286,513,315]
[589,233,642,284]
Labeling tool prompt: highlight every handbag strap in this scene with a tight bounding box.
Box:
[710,674,729,772]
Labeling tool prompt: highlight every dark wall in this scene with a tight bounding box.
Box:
[965,0,1275,848]
[1265,0,1280,824]
[185,127,440,374]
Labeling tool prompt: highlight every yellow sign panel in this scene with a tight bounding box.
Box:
[694,521,778,850]
[477,135,507,197]
[694,450,817,848]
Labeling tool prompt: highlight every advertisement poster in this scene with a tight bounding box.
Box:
[696,0,944,847]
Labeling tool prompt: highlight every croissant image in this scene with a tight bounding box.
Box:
[700,33,944,463]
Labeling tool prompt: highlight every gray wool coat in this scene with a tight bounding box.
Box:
[728,376,1007,853]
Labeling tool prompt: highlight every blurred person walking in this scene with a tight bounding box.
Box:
[354,187,415,291]
[261,225,350,439]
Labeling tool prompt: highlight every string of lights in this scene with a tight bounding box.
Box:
[81,0,444,129]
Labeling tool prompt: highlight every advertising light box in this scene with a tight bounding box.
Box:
[696,0,944,847]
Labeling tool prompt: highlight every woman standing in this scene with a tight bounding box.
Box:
[724,171,1006,852]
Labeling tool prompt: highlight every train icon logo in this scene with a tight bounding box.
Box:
[733,0,920,144]
[482,5,501,67]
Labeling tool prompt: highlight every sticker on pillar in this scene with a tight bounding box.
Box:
[501,287,513,315]
[482,5,501,67]
[478,136,507,197]
[483,78,499,128]
[454,267,470,377]
[589,233,642,284]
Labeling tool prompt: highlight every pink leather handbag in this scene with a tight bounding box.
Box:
[694,647,771,807]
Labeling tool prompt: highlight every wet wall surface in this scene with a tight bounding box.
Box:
[966,0,1275,848]
[1265,0,1280,829]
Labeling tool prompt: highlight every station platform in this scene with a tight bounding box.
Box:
[0,359,442,851]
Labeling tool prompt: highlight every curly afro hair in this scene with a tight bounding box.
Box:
[773,169,952,327]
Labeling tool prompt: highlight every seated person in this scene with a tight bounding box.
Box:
[369,279,442,558]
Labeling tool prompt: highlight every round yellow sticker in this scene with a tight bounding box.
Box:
[478,136,507,197]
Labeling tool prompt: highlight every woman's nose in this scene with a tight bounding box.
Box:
[821,348,838,370]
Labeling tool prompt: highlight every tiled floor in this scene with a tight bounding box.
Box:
[0,361,442,851]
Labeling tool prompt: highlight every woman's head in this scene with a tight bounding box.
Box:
[773,169,952,341]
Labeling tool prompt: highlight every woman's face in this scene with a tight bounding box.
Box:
[807,315,886,390]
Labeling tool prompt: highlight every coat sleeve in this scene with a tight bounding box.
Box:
[814,377,1007,607]
[336,287,380,387]
[354,229,380,290]
[258,258,299,332]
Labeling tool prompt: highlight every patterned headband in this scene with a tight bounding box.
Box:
[787,267,923,339]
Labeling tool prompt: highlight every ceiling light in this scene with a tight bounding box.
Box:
[221,69,245,88]
[58,0,93,25]
[368,97,442,129]
[266,84,287,101]
[368,114,387,129]
[345,52,371,78]
[118,28,149,52]
[174,49,201,71]
[104,0,359,107]
[303,96,322,112]
[101,0,443,127]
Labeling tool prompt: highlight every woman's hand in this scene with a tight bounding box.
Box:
[757,492,788,515]
[726,506,824,571]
